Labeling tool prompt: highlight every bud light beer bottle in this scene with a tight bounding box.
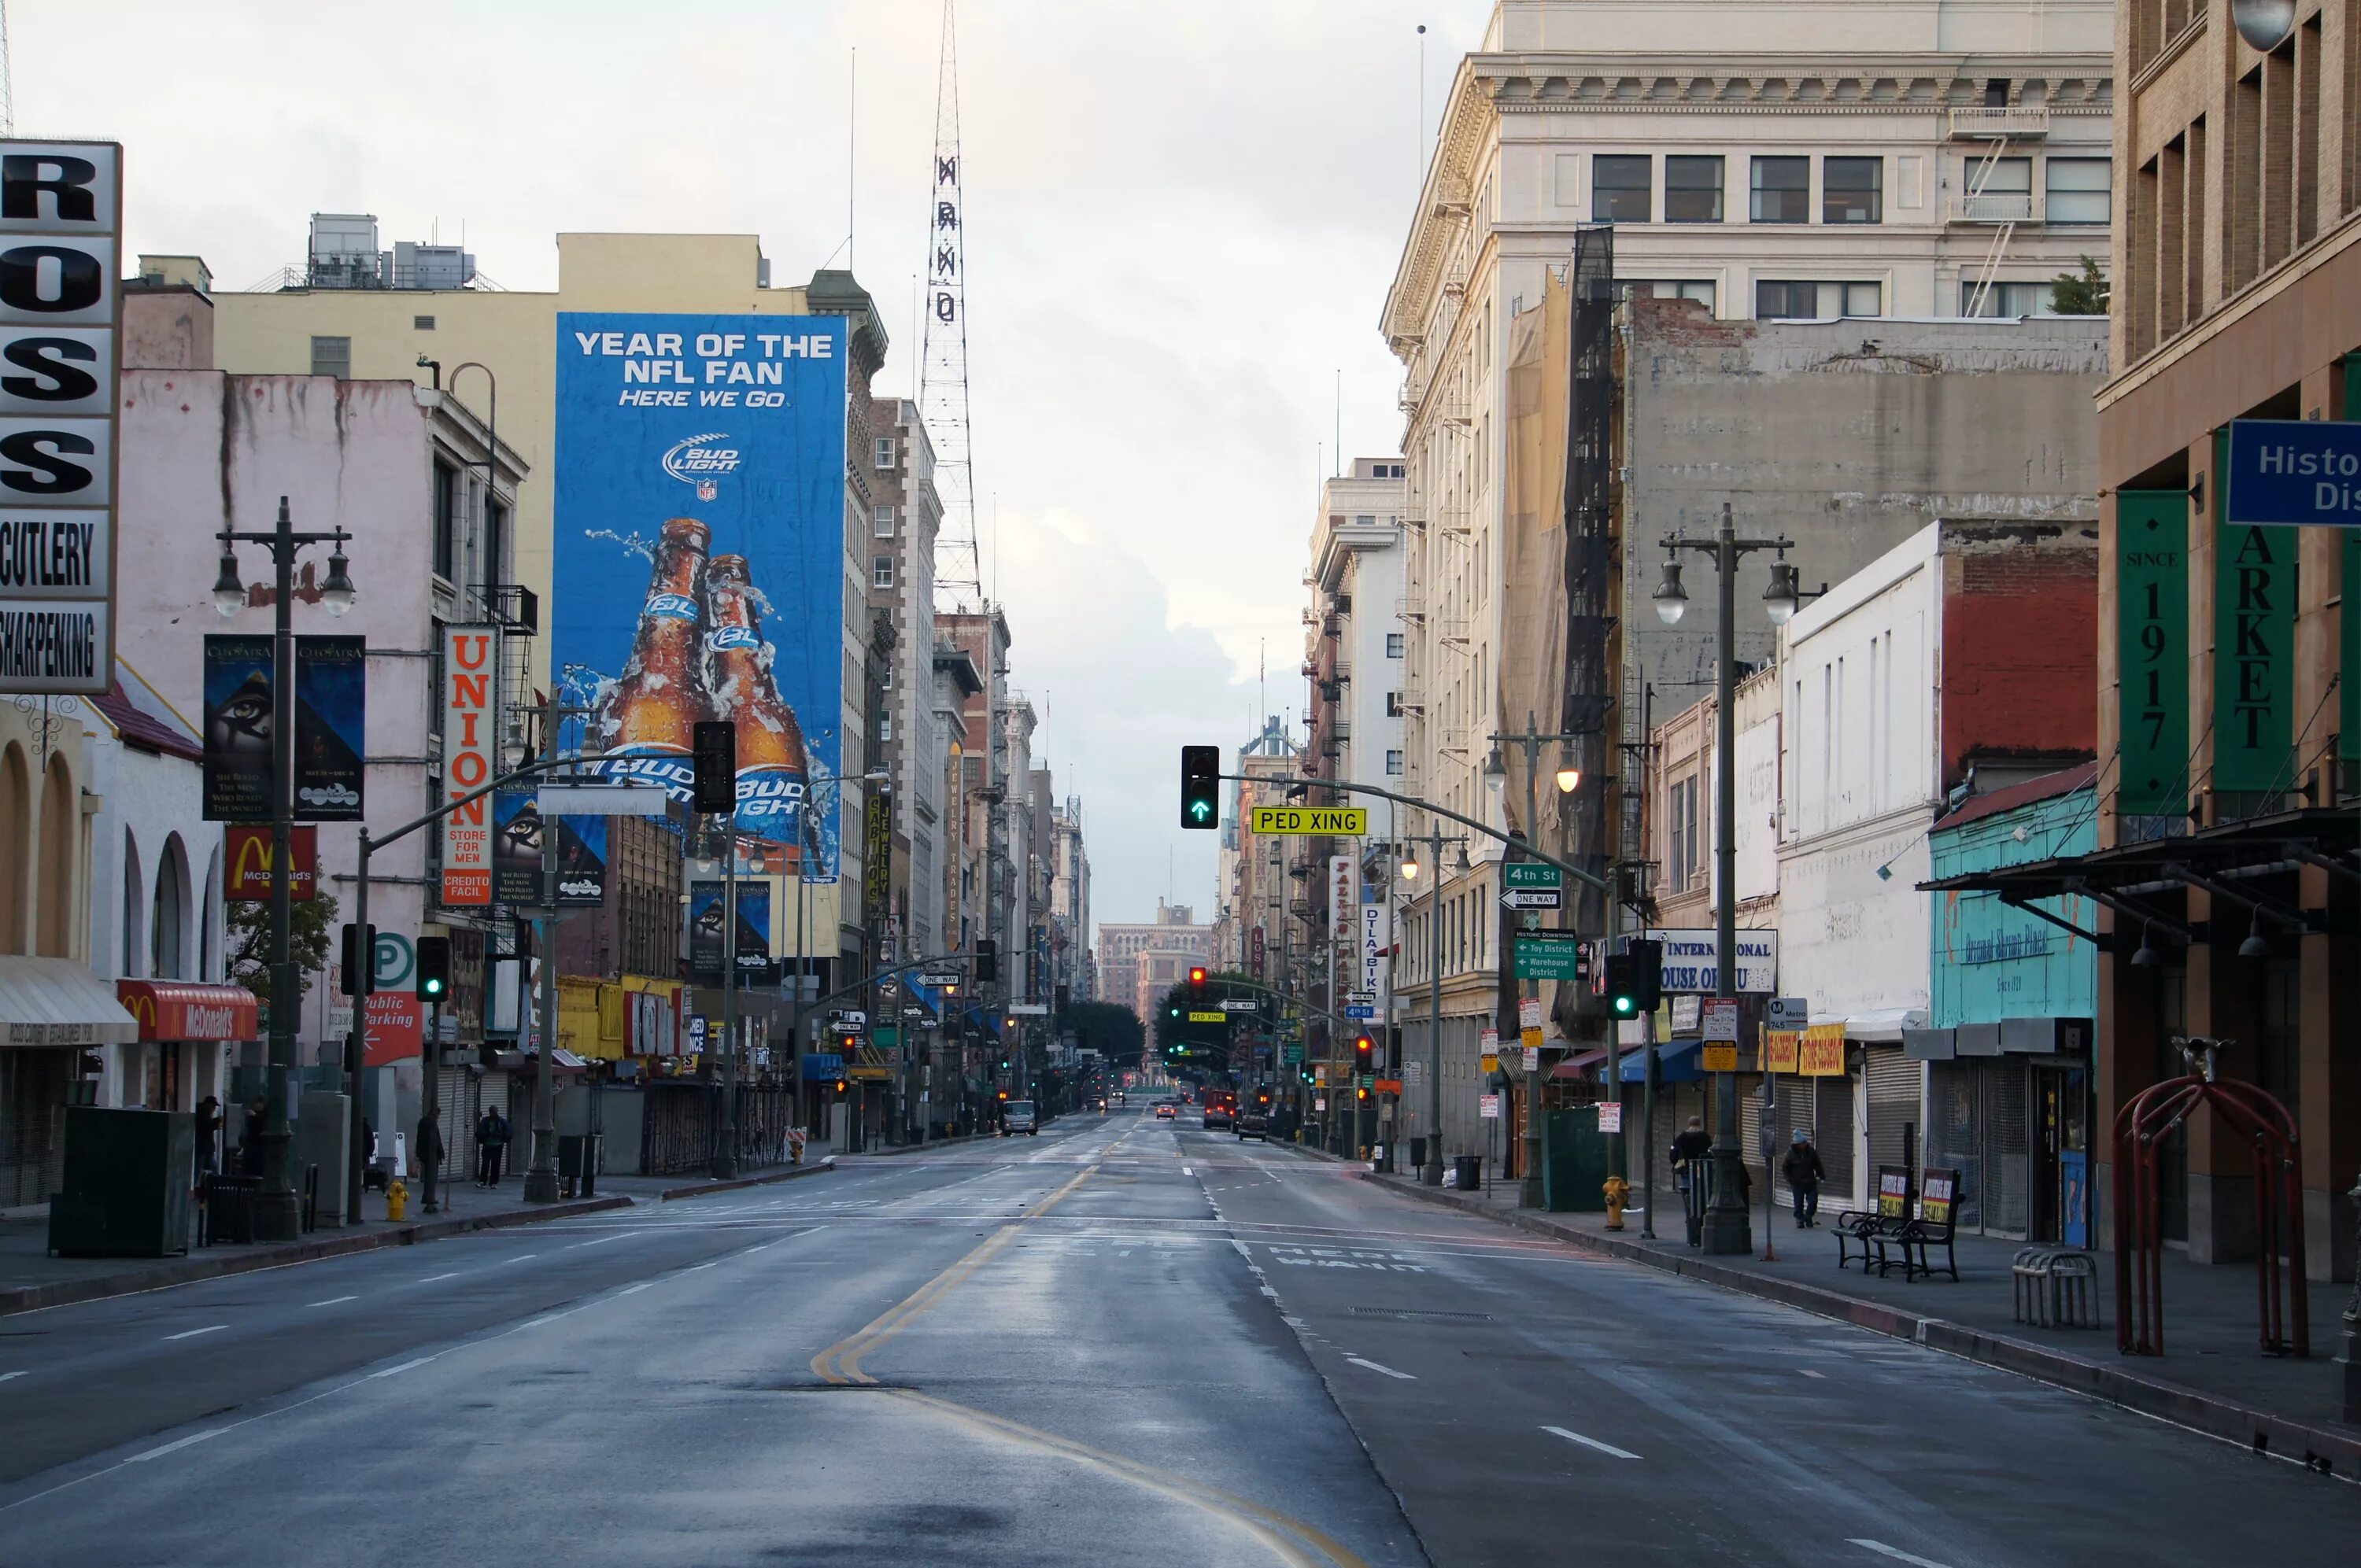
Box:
[599,518,714,760]
[704,554,809,854]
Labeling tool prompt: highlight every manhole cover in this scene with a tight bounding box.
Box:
[1350,1307,1493,1323]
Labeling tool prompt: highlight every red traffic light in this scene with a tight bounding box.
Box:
[1356,1087,1370,1101]
[1354,1034,1374,1059]
[1188,966,1207,987]
[998,1089,1010,1100]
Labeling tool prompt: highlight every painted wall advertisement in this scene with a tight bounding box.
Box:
[201,634,365,823]
[552,313,846,879]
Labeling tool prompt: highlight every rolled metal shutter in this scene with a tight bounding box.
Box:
[1982,1061,2030,1237]
[1863,1044,1921,1190]
[1927,1060,1980,1230]
[1816,1074,1855,1201]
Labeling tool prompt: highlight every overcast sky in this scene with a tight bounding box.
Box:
[31,0,1485,934]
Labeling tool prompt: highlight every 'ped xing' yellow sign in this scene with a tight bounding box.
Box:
[1247,806,1368,836]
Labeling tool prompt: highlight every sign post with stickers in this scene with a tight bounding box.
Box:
[0,142,121,695]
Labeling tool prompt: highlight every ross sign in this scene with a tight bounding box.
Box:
[0,141,122,696]
[225,825,316,902]
[1187,1009,1228,1024]
[1767,996,1809,1032]
[1798,1022,1846,1076]
[1503,863,1562,890]
[291,636,364,820]
[1246,805,1366,836]
[2115,491,2190,814]
[1218,998,1258,1012]
[1501,889,1561,910]
[1513,933,1583,979]
[201,635,272,821]
[439,625,498,904]
[1480,1093,1501,1120]
[1597,1101,1621,1134]
[2223,418,2361,526]
[1642,928,1777,994]
[1701,999,1739,1042]
[553,312,848,874]
[1374,1078,1402,1095]
[1701,1044,1738,1072]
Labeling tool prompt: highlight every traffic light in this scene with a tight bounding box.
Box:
[1356,1086,1370,1102]
[1354,1033,1374,1069]
[1605,952,1639,1018]
[1180,745,1219,830]
[691,720,737,814]
[339,924,378,998]
[975,938,998,983]
[416,935,450,1002]
[1188,965,1207,990]
[1627,938,1665,1013]
[835,1078,849,1094]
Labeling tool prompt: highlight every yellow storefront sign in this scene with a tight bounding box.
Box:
[1798,1023,1846,1076]
[1764,1031,1800,1073]
[1247,805,1368,836]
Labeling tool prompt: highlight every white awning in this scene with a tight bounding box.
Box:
[0,957,139,1046]
[1845,1007,1931,1044]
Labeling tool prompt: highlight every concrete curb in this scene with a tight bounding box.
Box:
[657,1159,836,1201]
[865,1136,981,1157]
[0,1194,632,1319]
[1367,1174,2361,1478]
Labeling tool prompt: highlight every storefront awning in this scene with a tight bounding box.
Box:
[1619,1039,1708,1083]
[1,957,138,1046]
[1844,1008,1930,1043]
[116,980,260,1042]
[1550,1047,1610,1079]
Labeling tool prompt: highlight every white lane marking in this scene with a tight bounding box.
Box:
[615,1282,655,1297]
[369,1357,434,1379]
[504,1254,538,1264]
[519,1315,560,1329]
[1849,1542,1956,1568]
[127,1430,222,1463]
[1182,1167,1192,1175]
[0,1371,28,1383]
[164,1324,227,1341]
[308,1295,359,1308]
[571,1234,629,1248]
[1800,1368,1827,1379]
[684,1260,720,1272]
[1543,1426,1641,1460]
[419,1272,460,1284]
[1346,1356,1416,1380]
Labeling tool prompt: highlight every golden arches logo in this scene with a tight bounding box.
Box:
[124,992,157,1028]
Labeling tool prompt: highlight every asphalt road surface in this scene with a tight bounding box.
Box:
[3,1107,2357,1566]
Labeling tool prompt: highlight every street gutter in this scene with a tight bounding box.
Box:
[658,1157,836,1200]
[0,1194,631,1318]
[1368,1173,2361,1481]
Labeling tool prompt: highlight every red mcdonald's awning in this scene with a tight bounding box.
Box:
[114,981,260,1042]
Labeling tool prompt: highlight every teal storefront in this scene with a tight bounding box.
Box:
[1912,769,2098,1245]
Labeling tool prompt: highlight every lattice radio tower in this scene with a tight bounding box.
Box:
[919,0,983,611]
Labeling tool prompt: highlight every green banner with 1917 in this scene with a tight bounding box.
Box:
[2116,490,2189,814]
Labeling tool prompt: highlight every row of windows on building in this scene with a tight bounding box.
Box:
[1626,275,2071,319]
[1587,153,2110,227]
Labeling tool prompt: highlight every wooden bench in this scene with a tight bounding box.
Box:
[1880,1167,1961,1282]
[1834,1165,1912,1271]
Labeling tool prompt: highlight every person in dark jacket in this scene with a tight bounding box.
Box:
[194,1096,223,1177]
[1781,1128,1826,1227]
[239,1097,268,1176]
[476,1107,510,1186]
[1669,1116,1713,1178]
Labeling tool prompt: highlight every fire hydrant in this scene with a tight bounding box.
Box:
[386,1177,409,1223]
[1602,1175,1630,1231]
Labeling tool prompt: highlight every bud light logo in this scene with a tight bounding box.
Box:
[708,626,759,651]
[663,432,740,503]
[645,592,697,622]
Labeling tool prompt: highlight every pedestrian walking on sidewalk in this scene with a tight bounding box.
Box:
[1782,1129,1824,1227]
[1670,1115,1714,1245]
[476,1106,510,1186]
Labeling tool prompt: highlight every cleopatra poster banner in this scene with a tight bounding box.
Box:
[552,313,846,876]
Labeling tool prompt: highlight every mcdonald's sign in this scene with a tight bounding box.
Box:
[226,825,316,902]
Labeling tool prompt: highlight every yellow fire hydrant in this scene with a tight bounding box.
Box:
[386,1177,409,1223]
[1602,1174,1630,1230]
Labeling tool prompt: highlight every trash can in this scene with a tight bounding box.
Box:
[558,1134,587,1198]
[1409,1136,1428,1171]
[1454,1154,1482,1193]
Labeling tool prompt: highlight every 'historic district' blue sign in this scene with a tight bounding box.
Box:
[2225,418,2361,526]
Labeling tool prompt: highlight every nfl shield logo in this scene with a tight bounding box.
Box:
[696,480,718,501]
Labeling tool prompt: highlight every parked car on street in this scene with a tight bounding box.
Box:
[1236,1113,1269,1142]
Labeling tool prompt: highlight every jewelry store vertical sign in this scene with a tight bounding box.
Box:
[0,142,122,694]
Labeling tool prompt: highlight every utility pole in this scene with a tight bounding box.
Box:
[713,808,740,1180]
[1652,501,1799,1256]
[523,703,563,1204]
[1484,713,1588,1208]
[1398,824,1465,1186]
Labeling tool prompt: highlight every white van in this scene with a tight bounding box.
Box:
[1003,1100,1038,1136]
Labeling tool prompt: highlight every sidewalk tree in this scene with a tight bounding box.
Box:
[2050,255,2111,315]
[227,887,340,1022]
[1065,999,1144,1068]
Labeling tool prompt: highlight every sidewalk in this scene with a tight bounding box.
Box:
[1,1152,847,1312]
[1369,1170,2361,1478]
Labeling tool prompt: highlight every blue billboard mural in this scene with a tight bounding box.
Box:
[552,313,847,875]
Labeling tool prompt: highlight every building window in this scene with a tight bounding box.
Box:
[1960,280,2060,318]
[1628,279,1716,311]
[1354,514,1376,526]
[1756,280,1880,319]
[413,315,436,331]
[1592,155,1652,222]
[1385,692,1404,716]
[309,335,351,378]
[1665,156,1724,222]
[1823,157,1883,223]
[2045,158,2111,223]
[431,460,459,580]
[1750,157,1809,223]
[872,555,894,589]
[1960,157,2032,222]
[874,504,898,537]
[1385,633,1405,658]
[483,497,507,592]
[1386,749,1405,776]
[874,437,896,470]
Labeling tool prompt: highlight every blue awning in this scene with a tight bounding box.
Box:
[1620,1039,1708,1083]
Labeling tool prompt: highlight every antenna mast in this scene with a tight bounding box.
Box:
[920,0,983,611]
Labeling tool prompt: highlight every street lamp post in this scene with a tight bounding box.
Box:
[1396,829,1462,1185]
[1483,715,1587,1208]
[1653,500,1799,1257]
[212,497,355,1241]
